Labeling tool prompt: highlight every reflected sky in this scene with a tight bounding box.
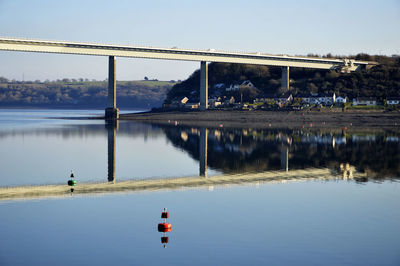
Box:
[1,109,400,186]
[0,109,221,186]
[0,181,399,266]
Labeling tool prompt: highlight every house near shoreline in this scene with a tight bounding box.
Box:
[335,96,347,104]
[386,97,400,105]
[214,83,225,89]
[226,80,256,92]
[276,93,293,106]
[181,97,189,105]
[184,102,200,109]
[226,83,240,92]
[296,93,336,105]
[353,97,377,106]
[208,97,222,108]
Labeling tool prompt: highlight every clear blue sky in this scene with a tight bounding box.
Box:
[0,0,399,81]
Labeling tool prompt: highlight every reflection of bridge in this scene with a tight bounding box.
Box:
[106,121,118,182]
[106,124,289,181]
[1,125,369,201]
[0,168,348,201]
[0,37,376,116]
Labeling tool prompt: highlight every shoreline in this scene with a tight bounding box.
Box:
[119,110,400,130]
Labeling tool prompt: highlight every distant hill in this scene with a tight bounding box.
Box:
[0,79,175,109]
[165,54,400,103]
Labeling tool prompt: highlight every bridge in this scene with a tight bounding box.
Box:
[0,37,376,118]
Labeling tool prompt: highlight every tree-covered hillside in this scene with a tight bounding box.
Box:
[0,79,174,108]
[166,54,400,103]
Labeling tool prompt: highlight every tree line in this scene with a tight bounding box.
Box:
[0,80,174,108]
[166,54,400,103]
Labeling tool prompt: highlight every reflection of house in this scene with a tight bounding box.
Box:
[387,97,400,105]
[352,135,376,142]
[386,136,400,142]
[301,135,340,146]
[340,163,354,180]
[353,97,377,106]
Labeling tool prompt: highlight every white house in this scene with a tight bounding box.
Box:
[353,97,377,106]
[241,80,255,88]
[318,93,336,105]
[299,93,335,105]
[299,95,318,105]
[226,83,240,92]
[335,96,347,104]
[181,97,189,105]
[214,83,225,89]
[226,80,255,92]
[387,98,400,105]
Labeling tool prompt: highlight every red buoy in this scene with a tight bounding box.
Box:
[158,208,172,247]
[158,223,172,232]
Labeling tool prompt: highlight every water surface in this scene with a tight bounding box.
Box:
[0,109,399,266]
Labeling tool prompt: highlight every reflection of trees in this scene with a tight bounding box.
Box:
[162,126,400,179]
[0,122,164,139]
[164,127,294,173]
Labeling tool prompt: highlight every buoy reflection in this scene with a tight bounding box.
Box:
[68,170,76,194]
[158,208,172,248]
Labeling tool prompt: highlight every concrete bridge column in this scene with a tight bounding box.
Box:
[199,128,208,177]
[105,56,119,119]
[281,66,290,92]
[200,61,208,110]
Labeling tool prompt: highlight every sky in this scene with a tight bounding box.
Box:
[0,0,399,81]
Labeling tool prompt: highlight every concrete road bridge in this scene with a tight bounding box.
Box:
[0,37,376,118]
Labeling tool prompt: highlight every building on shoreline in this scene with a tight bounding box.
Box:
[353,97,377,106]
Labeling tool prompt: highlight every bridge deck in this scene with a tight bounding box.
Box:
[0,37,373,70]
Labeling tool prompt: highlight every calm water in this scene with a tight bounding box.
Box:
[0,109,399,266]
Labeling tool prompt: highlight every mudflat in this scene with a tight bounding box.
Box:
[120,110,400,130]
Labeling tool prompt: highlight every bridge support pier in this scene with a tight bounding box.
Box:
[200,61,208,110]
[105,56,119,120]
[281,66,290,92]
